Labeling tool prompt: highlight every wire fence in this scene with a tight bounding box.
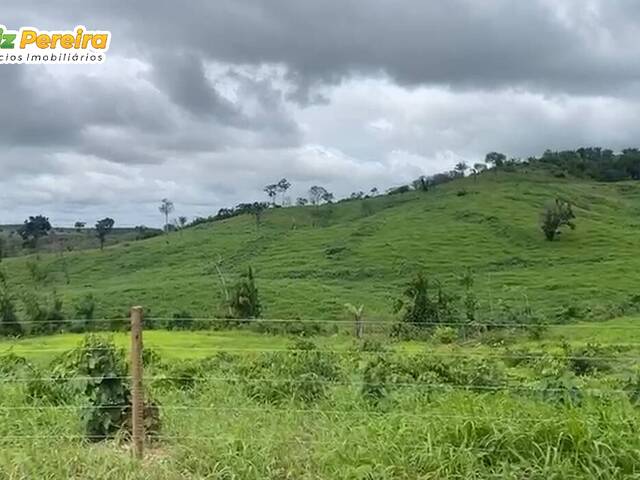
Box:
[0,375,631,394]
[1,344,638,362]
[3,315,640,328]
[1,311,639,456]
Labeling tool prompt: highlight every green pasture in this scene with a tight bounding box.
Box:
[1,170,640,322]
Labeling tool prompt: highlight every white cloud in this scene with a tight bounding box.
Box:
[2,1,640,226]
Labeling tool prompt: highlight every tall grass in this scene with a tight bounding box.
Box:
[1,337,640,479]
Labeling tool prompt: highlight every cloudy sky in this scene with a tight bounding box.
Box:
[2,0,640,226]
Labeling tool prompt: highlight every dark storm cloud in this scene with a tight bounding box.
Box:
[0,68,82,147]
[10,0,640,96]
[150,52,241,119]
[2,0,640,225]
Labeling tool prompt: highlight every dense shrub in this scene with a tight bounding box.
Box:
[502,347,534,368]
[531,353,569,378]
[236,339,342,404]
[432,326,458,344]
[0,353,30,377]
[361,352,505,403]
[564,343,611,376]
[48,335,161,440]
[25,365,76,405]
[410,355,504,391]
[56,336,132,439]
[393,272,456,328]
[535,375,583,406]
[361,354,413,404]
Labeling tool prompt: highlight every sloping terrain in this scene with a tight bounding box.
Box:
[2,170,640,321]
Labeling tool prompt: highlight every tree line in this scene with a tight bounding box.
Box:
[15,215,116,251]
[5,145,639,257]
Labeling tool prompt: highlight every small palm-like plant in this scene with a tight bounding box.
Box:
[229,267,262,319]
[541,198,576,241]
[345,303,365,338]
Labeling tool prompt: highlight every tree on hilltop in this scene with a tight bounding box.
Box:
[159,199,174,233]
[454,162,469,177]
[18,215,52,249]
[276,178,291,205]
[95,217,115,250]
[309,185,329,206]
[264,184,278,206]
[485,152,506,173]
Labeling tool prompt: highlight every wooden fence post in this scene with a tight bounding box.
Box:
[130,306,144,460]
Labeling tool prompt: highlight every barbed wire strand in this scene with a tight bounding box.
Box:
[3,316,640,329]
[0,432,618,447]
[0,375,632,395]
[0,407,636,423]
[2,345,638,362]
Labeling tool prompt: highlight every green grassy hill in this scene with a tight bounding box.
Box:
[2,170,640,321]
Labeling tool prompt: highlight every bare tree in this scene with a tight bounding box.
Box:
[321,191,334,203]
[159,199,175,233]
[309,185,328,206]
[264,184,278,206]
[276,178,291,206]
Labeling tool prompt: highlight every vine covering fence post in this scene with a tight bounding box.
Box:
[130,306,144,459]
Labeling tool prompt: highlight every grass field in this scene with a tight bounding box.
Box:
[2,169,640,323]
[3,314,640,364]
[2,169,640,478]
[2,319,640,479]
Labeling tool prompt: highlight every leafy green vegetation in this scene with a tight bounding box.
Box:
[2,325,640,478]
[1,168,640,476]
[1,169,639,324]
